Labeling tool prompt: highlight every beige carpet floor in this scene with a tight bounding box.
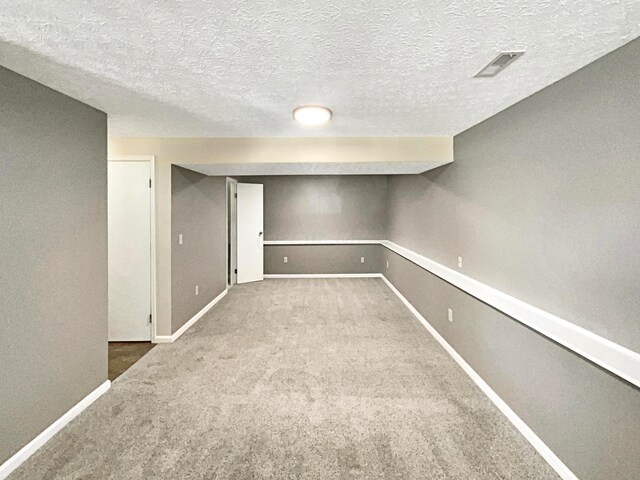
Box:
[10,278,558,479]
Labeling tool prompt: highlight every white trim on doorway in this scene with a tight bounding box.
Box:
[0,380,111,480]
[108,155,158,343]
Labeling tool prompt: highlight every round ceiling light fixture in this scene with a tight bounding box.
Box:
[292,105,332,126]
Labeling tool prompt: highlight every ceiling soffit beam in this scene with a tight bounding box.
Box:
[108,137,453,167]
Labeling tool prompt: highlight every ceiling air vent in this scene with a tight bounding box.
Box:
[474,51,525,78]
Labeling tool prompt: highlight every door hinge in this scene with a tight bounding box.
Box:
[149,314,152,324]
[149,178,152,188]
[234,193,237,198]
[234,268,237,274]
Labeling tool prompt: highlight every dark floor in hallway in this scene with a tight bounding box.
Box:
[108,342,155,381]
[11,279,558,479]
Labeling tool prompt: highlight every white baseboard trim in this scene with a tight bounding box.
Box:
[264,240,383,245]
[264,273,383,279]
[154,337,173,344]
[0,380,111,480]
[379,275,578,480]
[154,288,228,344]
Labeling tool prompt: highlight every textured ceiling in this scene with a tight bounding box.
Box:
[1,1,638,137]
[179,161,449,176]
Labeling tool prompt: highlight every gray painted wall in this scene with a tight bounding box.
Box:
[382,249,640,480]
[171,166,227,333]
[386,39,640,479]
[265,244,382,275]
[388,38,640,353]
[240,176,388,241]
[0,67,108,464]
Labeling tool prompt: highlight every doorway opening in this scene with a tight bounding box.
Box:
[107,155,157,379]
[227,179,264,286]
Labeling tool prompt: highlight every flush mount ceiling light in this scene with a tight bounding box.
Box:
[292,105,332,126]
[474,51,525,78]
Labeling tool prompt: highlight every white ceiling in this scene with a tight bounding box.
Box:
[179,161,449,176]
[1,1,638,138]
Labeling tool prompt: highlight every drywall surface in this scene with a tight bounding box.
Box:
[383,249,640,480]
[107,137,452,165]
[179,160,450,176]
[265,245,383,275]
[388,37,640,353]
[0,66,108,464]
[240,175,388,241]
[385,38,640,479]
[171,166,227,333]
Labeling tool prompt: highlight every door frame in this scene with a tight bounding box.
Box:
[108,155,158,342]
[226,177,238,288]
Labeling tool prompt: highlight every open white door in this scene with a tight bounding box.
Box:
[108,160,152,341]
[227,178,238,287]
[236,183,264,284]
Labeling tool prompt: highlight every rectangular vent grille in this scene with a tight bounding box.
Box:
[474,51,525,78]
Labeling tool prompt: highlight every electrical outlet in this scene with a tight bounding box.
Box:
[448,308,453,322]
[360,257,365,264]
[179,234,183,245]
[457,256,463,268]
[283,256,288,263]
[195,285,199,296]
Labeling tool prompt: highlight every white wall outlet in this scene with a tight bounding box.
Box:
[195,285,199,296]
[283,256,288,263]
[448,308,453,322]
[360,257,365,264]
[386,260,389,269]
[179,234,183,245]
[457,256,463,268]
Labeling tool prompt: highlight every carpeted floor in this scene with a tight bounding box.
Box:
[10,278,558,479]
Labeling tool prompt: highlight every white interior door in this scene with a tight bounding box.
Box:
[236,183,263,284]
[108,161,151,341]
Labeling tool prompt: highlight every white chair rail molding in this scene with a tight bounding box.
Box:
[263,239,640,389]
